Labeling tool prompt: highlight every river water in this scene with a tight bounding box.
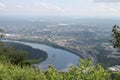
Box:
[3,40,80,71]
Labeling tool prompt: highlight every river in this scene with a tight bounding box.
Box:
[3,40,80,71]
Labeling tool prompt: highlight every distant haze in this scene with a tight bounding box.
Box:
[0,0,120,18]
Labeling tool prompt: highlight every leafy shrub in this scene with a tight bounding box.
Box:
[111,72,120,80]
[0,59,112,80]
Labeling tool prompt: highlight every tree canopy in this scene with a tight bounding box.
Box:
[111,24,120,50]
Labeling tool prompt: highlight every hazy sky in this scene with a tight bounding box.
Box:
[0,0,120,18]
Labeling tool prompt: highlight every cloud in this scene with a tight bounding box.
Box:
[0,2,6,8]
[16,5,24,8]
[66,2,120,17]
[40,2,65,12]
[0,2,6,10]
[94,0,120,3]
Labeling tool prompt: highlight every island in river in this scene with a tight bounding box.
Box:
[4,42,48,63]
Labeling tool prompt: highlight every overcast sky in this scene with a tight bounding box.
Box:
[0,0,120,18]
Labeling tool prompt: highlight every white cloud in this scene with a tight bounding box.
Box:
[0,2,6,8]
[0,2,6,10]
[94,0,120,3]
[1,0,120,17]
[40,2,65,12]
[66,2,120,17]
[16,5,24,8]
[92,4,120,16]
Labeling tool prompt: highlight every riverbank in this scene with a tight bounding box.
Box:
[3,39,80,70]
[3,38,83,58]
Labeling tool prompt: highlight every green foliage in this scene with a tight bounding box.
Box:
[5,42,48,61]
[0,28,5,39]
[66,59,111,80]
[111,72,120,80]
[0,59,112,80]
[111,24,120,50]
[44,66,64,80]
[0,42,46,66]
[0,45,29,67]
[0,62,46,80]
[6,50,28,65]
